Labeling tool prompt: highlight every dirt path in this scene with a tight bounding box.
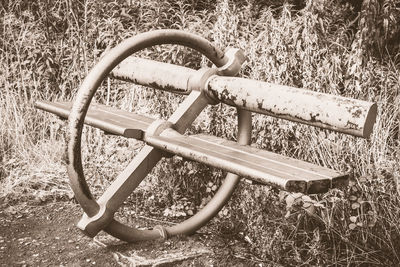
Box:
[0,200,263,266]
[0,200,120,266]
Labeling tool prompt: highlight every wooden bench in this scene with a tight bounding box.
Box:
[35,30,377,243]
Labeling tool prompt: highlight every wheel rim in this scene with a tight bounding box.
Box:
[67,29,251,242]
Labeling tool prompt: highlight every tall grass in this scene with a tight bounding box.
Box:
[1,0,399,265]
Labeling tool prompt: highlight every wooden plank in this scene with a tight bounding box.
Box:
[145,130,348,194]
[35,101,154,139]
[35,100,348,193]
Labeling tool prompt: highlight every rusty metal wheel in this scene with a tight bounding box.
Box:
[67,29,251,242]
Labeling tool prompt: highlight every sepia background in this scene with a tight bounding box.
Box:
[1,0,400,265]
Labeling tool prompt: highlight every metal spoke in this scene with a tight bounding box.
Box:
[77,145,162,237]
[77,90,210,237]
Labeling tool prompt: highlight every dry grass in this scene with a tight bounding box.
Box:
[1,0,400,265]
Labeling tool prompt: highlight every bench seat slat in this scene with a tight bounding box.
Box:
[34,101,154,139]
[35,101,348,194]
[146,130,348,194]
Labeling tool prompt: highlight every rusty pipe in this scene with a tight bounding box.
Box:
[110,57,376,138]
[111,57,196,94]
[205,76,377,138]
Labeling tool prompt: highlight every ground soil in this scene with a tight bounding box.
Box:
[0,199,265,266]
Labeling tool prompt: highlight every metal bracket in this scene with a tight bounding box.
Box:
[187,68,219,105]
[217,48,247,76]
[145,119,175,158]
[77,205,111,238]
[187,48,246,105]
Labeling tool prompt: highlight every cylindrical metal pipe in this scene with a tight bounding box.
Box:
[110,57,377,138]
[206,76,377,138]
[111,57,196,94]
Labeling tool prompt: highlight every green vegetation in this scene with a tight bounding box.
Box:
[1,0,399,265]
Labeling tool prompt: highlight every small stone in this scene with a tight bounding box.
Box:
[32,253,39,257]
[86,259,91,262]
[68,239,74,243]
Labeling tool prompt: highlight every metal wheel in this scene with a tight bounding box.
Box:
[67,29,251,242]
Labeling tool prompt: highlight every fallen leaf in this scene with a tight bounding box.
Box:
[349,223,357,230]
[304,204,315,215]
[349,195,357,201]
[367,210,375,216]
[301,195,312,202]
[285,195,295,208]
[358,176,367,183]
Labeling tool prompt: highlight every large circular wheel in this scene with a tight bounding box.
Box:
[67,29,251,242]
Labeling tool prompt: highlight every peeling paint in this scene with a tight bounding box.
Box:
[257,98,264,110]
[345,121,360,130]
[352,108,362,118]
[110,56,195,95]
[207,76,377,138]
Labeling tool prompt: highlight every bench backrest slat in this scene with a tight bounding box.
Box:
[111,56,377,138]
[207,76,377,138]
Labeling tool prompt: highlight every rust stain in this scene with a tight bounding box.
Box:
[345,121,360,130]
[309,113,322,123]
[256,98,264,110]
[351,108,362,118]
